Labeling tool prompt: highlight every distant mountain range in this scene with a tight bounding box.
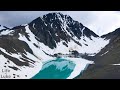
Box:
[0,12,120,79]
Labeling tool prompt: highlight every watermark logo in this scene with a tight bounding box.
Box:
[1,69,11,79]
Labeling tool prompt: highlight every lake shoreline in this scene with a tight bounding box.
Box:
[32,58,76,79]
[31,57,93,79]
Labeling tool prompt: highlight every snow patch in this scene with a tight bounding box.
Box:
[21,24,28,26]
[100,51,109,56]
[66,57,94,79]
[33,23,36,29]
[18,25,52,61]
[0,25,5,30]
[111,64,120,65]
[0,29,14,35]
[47,36,110,55]
[0,53,43,79]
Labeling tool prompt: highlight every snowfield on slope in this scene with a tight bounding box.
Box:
[66,57,94,79]
[0,53,43,79]
[0,25,53,79]
[43,35,110,55]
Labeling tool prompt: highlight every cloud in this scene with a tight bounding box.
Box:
[84,11,120,36]
[0,11,66,27]
[0,11,120,36]
[66,11,120,36]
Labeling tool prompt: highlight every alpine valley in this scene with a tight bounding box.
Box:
[0,12,119,79]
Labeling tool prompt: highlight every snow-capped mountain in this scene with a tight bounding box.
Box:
[0,12,110,79]
[0,25,5,30]
[0,25,9,30]
[28,12,109,55]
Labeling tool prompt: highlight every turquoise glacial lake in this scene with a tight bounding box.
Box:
[32,58,76,79]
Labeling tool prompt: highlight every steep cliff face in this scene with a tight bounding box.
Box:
[77,28,120,79]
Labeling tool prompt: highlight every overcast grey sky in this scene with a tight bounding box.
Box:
[0,11,120,36]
